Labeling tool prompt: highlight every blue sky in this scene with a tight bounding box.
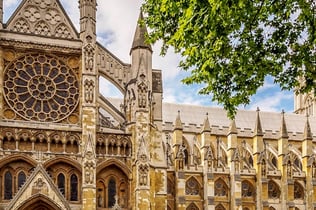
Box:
[3,0,294,113]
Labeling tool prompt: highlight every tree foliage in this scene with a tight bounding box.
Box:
[142,0,316,118]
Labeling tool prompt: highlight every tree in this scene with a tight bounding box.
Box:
[142,0,316,118]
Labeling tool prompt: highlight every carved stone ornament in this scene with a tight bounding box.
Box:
[138,164,149,186]
[84,44,95,72]
[3,54,79,122]
[84,79,94,103]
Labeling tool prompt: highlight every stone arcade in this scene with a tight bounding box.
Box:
[0,0,315,210]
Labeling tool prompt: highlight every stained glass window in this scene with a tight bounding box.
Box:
[4,171,13,200]
[57,173,65,196]
[18,171,26,189]
[108,178,116,207]
[70,174,78,201]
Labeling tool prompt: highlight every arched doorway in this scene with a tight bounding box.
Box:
[17,195,62,210]
[97,163,130,209]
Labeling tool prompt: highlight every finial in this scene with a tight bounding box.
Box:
[280,110,288,138]
[304,114,313,140]
[254,108,263,136]
[174,110,183,130]
[202,112,211,132]
[228,119,237,135]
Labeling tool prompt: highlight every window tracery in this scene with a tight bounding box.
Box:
[214,179,228,197]
[268,180,280,199]
[294,182,304,200]
[242,180,255,198]
[3,54,79,122]
[185,177,200,195]
[215,204,226,210]
[187,202,199,210]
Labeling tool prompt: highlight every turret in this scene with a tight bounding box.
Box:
[79,0,97,39]
[130,12,153,83]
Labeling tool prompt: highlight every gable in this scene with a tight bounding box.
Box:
[5,165,71,210]
[5,0,78,39]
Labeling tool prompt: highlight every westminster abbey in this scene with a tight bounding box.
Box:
[0,0,315,209]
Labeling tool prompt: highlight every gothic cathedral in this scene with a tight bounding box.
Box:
[0,1,315,210]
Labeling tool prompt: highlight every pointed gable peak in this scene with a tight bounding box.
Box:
[6,164,71,210]
[304,114,313,140]
[174,110,183,130]
[254,107,263,136]
[202,112,211,132]
[6,0,78,39]
[130,10,152,54]
[280,110,289,138]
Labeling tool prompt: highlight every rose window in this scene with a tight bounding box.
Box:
[3,54,79,122]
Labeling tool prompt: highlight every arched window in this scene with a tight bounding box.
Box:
[185,177,200,195]
[269,207,276,210]
[108,178,116,207]
[18,171,26,189]
[70,174,78,201]
[243,208,250,210]
[242,180,255,198]
[215,204,226,210]
[57,173,65,196]
[214,179,228,197]
[4,171,13,200]
[187,202,199,210]
[294,182,304,200]
[268,180,280,199]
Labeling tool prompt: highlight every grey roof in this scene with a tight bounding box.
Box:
[162,102,316,138]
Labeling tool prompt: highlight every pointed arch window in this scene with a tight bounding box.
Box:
[268,180,280,199]
[214,179,228,197]
[18,171,26,189]
[215,204,226,210]
[187,202,199,210]
[108,178,116,207]
[4,171,13,200]
[70,174,78,201]
[242,180,255,198]
[294,181,304,200]
[185,177,200,195]
[57,173,65,196]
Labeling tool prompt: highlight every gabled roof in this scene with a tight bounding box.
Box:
[5,164,71,210]
[5,0,78,39]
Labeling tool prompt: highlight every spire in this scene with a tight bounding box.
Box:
[228,119,237,135]
[202,113,211,132]
[254,107,263,136]
[304,115,313,140]
[280,110,288,138]
[174,110,183,130]
[130,11,152,54]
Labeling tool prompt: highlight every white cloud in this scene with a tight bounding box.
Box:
[3,0,294,113]
[248,91,293,112]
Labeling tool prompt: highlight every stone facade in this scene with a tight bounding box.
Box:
[0,1,315,210]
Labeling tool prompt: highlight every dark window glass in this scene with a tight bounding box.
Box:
[4,171,13,200]
[57,173,65,196]
[108,178,116,207]
[70,174,78,201]
[18,171,26,189]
